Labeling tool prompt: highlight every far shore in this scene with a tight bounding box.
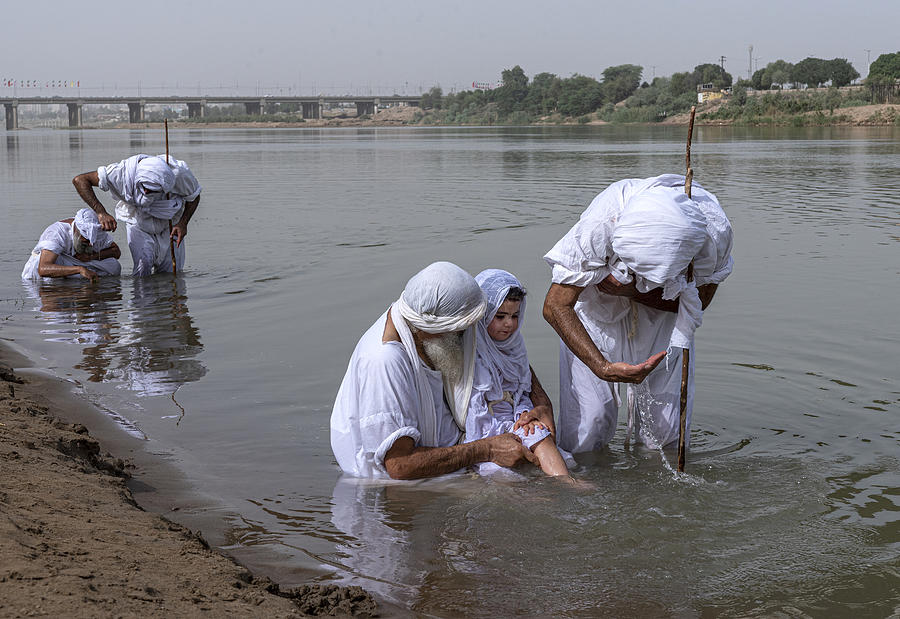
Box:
[9,101,899,131]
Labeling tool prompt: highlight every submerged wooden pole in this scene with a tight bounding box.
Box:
[677,105,697,473]
[165,118,177,275]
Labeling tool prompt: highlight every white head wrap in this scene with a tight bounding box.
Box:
[473,269,531,399]
[395,261,487,334]
[610,185,710,350]
[73,208,102,246]
[390,262,486,433]
[133,156,176,208]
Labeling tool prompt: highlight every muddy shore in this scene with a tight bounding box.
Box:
[0,345,377,618]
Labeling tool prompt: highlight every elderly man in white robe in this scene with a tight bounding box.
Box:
[73,153,201,276]
[331,261,543,479]
[542,174,734,453]
[22,208,121,281]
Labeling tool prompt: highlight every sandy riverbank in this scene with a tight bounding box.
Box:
[0,345,377,618]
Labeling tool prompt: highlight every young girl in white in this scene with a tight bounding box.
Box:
[466,269,570,478]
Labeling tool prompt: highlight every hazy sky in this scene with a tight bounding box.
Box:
[3,0,897,96]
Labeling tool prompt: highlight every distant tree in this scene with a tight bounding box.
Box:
[867,51,900,83]
[692,63,732,89]
[767,60,794,88]
[750,68,770,90]
[495,65,529,114]
[601,64,643,103]
[669,71,695,96]
[524,72,561,115]
[557,74,604,117]
[827,59,860,87]
[420,86,443,110]
[792,57,829,88]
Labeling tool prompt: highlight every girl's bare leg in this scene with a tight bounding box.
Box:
[532,437,571,478]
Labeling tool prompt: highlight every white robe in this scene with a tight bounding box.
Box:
[22,221,120,280]
[97,154,201,276]
[330,310,464,478]
[544,175,733,452]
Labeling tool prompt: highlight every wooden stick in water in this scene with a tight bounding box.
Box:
[677,105,697,473]
[165,118,177,275]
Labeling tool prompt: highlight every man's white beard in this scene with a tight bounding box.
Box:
[71,223,90,255]
[422,332,464,385]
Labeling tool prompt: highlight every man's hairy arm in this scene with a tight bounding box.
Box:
[598,273,719,312]
[37,250,97,281]
[543,282,665,383]
[171,197,200,247]
[72,171,116,231]
[383,435,536,480]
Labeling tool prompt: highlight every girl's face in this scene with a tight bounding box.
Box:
[487,299,521,342]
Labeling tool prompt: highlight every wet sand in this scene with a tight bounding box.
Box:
[0,345,377,618]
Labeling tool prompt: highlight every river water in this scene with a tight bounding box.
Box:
[1,125,898,617]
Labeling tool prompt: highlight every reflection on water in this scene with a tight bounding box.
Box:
[227,453,900,617]
[3,126,898,616]
[23,276,205,397]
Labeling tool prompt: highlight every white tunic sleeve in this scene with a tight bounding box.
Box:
[543,179,640,287]
[685,184,734,286]
[331,325,425,477]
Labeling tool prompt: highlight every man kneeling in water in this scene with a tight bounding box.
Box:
[330,261,540,479]
[22,208,121,282]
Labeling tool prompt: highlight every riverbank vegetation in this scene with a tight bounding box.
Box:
[416,52,900,127]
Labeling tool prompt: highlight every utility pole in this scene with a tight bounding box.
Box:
[719,55,727,72]
[748,45,753,80]
[865,49,872,77]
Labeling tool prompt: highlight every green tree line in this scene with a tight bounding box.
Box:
[419,52,899,125]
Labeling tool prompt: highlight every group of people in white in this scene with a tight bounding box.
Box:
[22,153,201,281]
[22,158,733,481]
[332,174,733,481]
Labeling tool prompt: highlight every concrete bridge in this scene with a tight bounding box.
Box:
[0,95,421,129]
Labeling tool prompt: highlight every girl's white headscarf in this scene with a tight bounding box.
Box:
[391,262,486,435]
[473,269,531,402]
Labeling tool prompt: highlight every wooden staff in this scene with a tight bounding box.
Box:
[677,105,697,473]
[165,118,177,275]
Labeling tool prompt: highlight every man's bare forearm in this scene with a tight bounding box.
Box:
[386,441,489,480]
[528,367,552,410]
[72,174,109,216]
[630,287,679,313]
[543,296,610,379]
[176,197,200,227]
[631,283,718,312]
[38,263,83,278]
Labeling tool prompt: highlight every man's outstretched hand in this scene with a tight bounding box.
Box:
[598,350,667,383]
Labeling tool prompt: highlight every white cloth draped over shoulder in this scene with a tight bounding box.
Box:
[98,153,201,276]
[544,174,733,350]
[98,154,201,233]
[330,262,486,478]
[544,174,733,451]
[22,213,120,279]
[465,269,534,442]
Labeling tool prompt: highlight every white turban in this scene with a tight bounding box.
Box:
[390,262,485,432]
[610,186,710,350]
[396,261,487,334]
[73,208,102,246]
